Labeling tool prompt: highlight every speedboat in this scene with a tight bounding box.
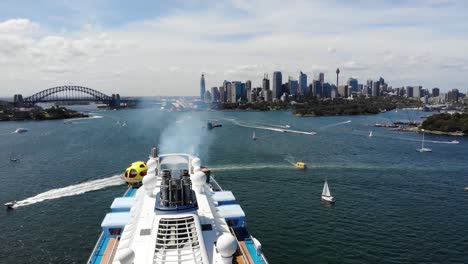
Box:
[14,128,28,133]
[5,201,16,209]
[295,161,307,169]
[451,140,460,144]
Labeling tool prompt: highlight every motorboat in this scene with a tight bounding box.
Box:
[295,161,307,169]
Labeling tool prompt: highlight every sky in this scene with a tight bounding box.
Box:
[0,0,467,97]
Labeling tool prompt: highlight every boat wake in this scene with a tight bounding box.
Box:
[226,119,316,135]
[209,164,293,171]
[12,174,124,208]
[320,120,351,129]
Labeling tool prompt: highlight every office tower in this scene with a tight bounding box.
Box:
[414,86,422,98]
[210,87,220,102]
[288,76,299,97]
[219,86,225,102]
[231,81,243,102]
[372,82,379,97]
[226,82,232,102]
[262,73,270,92]
[299,71,307,95]
[347,78,358,93]
[314,80,322,98]
[273,71,282,99]
[406,86,414,98]
[432,88,440,97]
[319,72,325,85]
[200,74,206,100]
[204,90,211,102]
[447,89,459,102]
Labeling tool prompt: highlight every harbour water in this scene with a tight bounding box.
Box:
[0,108,466,263]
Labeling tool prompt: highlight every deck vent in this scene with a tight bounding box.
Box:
[154,216,203,263]
[140,229,151,236]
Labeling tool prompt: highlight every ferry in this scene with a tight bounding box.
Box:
[88,148,268,264]
[295,161,307,169]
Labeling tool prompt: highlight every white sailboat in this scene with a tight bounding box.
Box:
[321,178,335,203]
[417,129,432,152]
[369,131,373,137]
[252,130,257,140]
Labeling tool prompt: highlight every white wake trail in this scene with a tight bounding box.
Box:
[320,120,351,129]
[227,119,316,135]
[13,174,124,208]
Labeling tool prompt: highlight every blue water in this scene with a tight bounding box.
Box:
[0,108,466,263]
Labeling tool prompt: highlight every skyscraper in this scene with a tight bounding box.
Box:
[288,76,299,97]
[262,74,270,91]
[406,86,414,98]
[432,87,440,97]
[319,72,324,85]
[372,82,379,97]
[231,81,243,102]
[313,80,322,98]
[299,71,307,95]
[200,74,206,100]
[347,78,358,93]
[273,71,282,99]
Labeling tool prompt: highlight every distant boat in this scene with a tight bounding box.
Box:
[122,121,127,127]
[4,201,16,210]
[252,131,257,140]
[451,140,460,144]
[295,161,307,169]
[14,128,28,133]
[369,131,373,137]
[321,179,335,203]
[464,187,468,192]
[417,129,432,152]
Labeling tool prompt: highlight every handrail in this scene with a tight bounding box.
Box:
[87,232,104,264]
[230,227,251,264]
[105,237,120,264]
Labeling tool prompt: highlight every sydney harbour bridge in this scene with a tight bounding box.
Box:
[12,86,133,108]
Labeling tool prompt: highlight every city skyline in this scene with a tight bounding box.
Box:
[0,0,467,97]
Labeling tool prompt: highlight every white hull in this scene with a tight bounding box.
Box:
[417,147,432,152]
[321,196,335,203]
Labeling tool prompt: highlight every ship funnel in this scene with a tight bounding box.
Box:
[157,169,197,211]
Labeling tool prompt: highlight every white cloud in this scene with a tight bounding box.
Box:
[0,1,467,96]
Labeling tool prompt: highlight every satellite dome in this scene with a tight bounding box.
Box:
[192,158,201,168]
[216,233,238,258]
[191,171,206,186]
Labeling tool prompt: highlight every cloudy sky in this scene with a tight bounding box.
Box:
[0,0,467,96]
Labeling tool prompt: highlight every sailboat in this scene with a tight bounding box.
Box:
[252,130,257,140]
[417,129,432,152]
[321,178,335,203]
[369,131,373,137]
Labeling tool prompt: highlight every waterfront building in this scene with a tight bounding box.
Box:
[226,82,232,102]
[211,87,220,102]
[200,74,206,100]
[273,71,282,99]
[347,78,358,93]
[299,71,307,95]
[432,87,440,97]
[219,86,225,102]
[204,90,211,102]
[231,81,243,102]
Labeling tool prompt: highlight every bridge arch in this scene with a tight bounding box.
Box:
[22,86,114,105]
